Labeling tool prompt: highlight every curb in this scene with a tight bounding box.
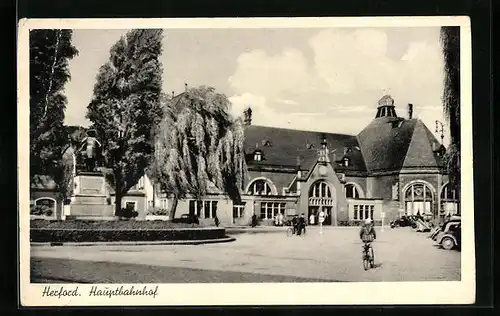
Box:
[226,229,285,234]
[30,236,236,247]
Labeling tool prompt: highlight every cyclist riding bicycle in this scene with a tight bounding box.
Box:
[360,218,376,244]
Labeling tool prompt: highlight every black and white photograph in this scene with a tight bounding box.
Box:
[18,17,474,306]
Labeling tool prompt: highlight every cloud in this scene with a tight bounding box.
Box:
[228,28,445,139]
[275,98,299,105]
[228,48,313,98]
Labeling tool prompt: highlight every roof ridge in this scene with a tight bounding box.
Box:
[248,125,355,137]
[400,119,419,168]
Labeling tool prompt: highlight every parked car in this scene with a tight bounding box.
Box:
[429,215,461,239]
[172,214,199,224]
[432,218,461,250]
[390,216,417,229]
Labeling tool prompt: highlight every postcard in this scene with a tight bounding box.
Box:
[18,16,474,306]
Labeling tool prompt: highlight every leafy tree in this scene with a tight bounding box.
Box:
[86,29,164,216]
[440,26,461,214]
[152,86,247,219]
[30,29,78,198]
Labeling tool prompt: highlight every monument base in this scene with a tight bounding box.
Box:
[66,172,115,220]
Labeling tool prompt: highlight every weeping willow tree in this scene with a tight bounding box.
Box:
[440,26,461,215]
[153,86,247,219]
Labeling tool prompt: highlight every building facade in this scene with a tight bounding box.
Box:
[30,95,460,225]
[237,95,459,226]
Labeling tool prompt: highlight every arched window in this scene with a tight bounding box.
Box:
[345,183,360,199]
[441,183,459,215]
[404,182,434,216]
[247,179,274,195]
[310,181,332,198]
[32,198,56,217]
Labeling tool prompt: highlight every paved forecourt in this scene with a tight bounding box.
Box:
[31,226,460,283]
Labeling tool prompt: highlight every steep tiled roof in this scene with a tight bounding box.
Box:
[357,116,416,172]
[243,125,365,172]
[403,120,444,168]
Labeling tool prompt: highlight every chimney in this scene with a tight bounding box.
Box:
[184,83,188,92]
[408,103,413,119]
[244,106,252,126]
[172,91,174,98]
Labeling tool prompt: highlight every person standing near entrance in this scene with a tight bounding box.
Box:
[297,213,306,235]
[278,212,284,226]
[318,209,325,234]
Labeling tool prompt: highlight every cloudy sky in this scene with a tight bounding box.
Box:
[64,27,450,145]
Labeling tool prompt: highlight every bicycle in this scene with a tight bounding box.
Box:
[362,242,375,270]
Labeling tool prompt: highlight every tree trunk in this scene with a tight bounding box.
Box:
[115,191,122,217]
[169,194,179,220]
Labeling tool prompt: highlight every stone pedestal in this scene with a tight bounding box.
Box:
[66,172,115,220]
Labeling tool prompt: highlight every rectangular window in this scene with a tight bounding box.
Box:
[211,201,218,218]
[204,201,210,218]
[126,202,136,210]
[233,203,245,218]
[354,205,358,220]
[424,202,431,214]
[364,205,369,220]
[260,202,287,220]
[260,204,266,219]
[370,205,374,219]
[406,202,413,215]
[359,205,364,220]
[189,200,195,215]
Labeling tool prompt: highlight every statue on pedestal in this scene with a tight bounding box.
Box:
[78,129,102,172]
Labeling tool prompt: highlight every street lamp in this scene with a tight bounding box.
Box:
[435,120,445,145]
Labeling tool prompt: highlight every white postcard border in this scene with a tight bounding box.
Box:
[18,16,475,306]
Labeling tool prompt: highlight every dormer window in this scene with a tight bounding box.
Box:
[254,150,263,161]
[343,158,350,167]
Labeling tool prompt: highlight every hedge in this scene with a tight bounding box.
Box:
[29,219,221,243]
[30,227,226,243]
[30,219,204,230]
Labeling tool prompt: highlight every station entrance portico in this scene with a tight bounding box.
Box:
[308,181,334,225]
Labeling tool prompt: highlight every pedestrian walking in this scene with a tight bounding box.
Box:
[251,214,257,227]
[309,213,315,225]
[318,209,325,234]
[214,216,220,227]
